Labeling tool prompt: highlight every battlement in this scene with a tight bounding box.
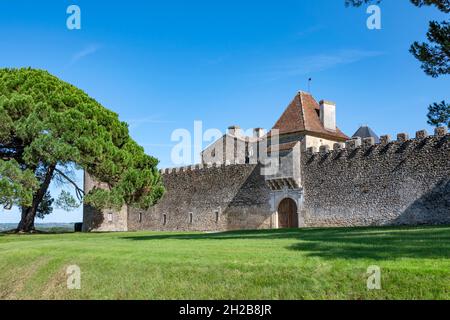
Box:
[301,126,450,228]
[159,162,255,175]
[305,127,449,157]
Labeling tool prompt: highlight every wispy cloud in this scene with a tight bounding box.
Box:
[267,49,385,79]
[70,44,102,65]
[140,143,174,148]
[204,54,229,66]
[125,116,175,130]
[295,25,325,38]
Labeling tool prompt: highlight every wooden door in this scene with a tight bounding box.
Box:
[278,198,298,228]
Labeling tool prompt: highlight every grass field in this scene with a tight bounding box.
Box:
[0,225,449,300]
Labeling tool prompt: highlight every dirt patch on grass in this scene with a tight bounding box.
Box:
[41,264,78,299]
[0,257,50,299]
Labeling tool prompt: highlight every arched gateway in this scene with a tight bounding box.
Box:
[278,198,298,228]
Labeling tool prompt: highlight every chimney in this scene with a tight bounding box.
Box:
[228,125,242,137]
[319,100,336,131]
[253,128,265,138]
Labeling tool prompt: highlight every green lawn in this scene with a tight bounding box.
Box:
[0,226,449,300]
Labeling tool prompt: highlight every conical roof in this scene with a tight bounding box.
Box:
[352,125,380,143]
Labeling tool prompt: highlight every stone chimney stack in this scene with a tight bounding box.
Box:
[253,128,265,138]
[228,125,242,137]
[319,100,336,132]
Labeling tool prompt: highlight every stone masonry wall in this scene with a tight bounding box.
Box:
[82,172,128,232]
[128,164,273,231]
[301,128,450,227]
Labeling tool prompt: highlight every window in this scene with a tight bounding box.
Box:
[138,212,142,223]
[163,214,167,225]
[214,210,219,223]
[189,212,193,224]
[107,212,113,223]
[211,148,216,157]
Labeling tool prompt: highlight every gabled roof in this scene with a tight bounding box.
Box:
[271,91,349,142]
[352,125,380,143]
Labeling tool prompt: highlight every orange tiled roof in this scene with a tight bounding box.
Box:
[271,92,349,142]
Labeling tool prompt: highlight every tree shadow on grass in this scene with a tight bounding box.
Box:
[287,229,450,260]
[0,229,74,236]
[120,225,450,260]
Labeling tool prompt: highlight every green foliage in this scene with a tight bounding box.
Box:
[0,68,164,216]
[427,100,450,128]
[345,0,449,12]
[55,190,80,212]
[346,0,450,127]
[346,0,449,77]
[0,160,38,209]
[36,191,54,219]
[410,20,450,77]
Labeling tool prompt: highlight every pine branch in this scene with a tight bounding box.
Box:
[54,168,85,201]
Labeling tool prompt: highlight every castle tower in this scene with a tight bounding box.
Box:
[266,91,349,229]
[82,172,128,232]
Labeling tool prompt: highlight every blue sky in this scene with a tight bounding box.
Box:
[0,0,448,223]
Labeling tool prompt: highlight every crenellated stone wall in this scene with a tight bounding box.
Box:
[301,128,450,227]
[127,164,273,232]
[82,127,450,232]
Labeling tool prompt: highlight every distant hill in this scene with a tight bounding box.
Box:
[0,223,76,232]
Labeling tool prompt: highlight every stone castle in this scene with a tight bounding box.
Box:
[83,91,450,232]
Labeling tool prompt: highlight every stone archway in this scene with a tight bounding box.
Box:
[278,198,298,229]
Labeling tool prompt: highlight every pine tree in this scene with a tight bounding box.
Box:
[346,0,449,127]
[0,68,164,232]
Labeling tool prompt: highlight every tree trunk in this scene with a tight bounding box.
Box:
[17,207,36,233]
[16,164,56,233]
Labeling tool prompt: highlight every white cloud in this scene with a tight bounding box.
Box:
[70,44,102,65]
[267,49,385,79]
[125,116,175,130]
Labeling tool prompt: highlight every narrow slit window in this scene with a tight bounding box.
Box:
[138,212,142,223]
[107,212,113,223]
[163,214,167,225]
[214,210,219,223]
[189,212,193,224]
